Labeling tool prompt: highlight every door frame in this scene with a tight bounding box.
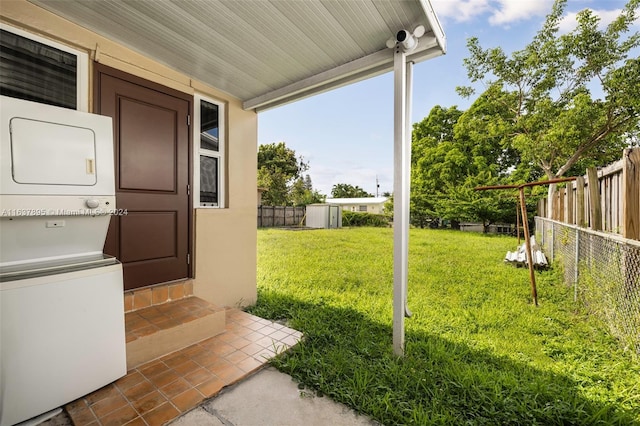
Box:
[93,63,194,284]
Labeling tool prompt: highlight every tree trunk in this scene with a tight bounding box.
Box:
[539,162,558,219]
[546,183,557,218]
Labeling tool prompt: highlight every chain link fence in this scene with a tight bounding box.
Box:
[535,217,640,354]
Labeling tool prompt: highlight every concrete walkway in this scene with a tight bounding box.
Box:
[169,367,380,426]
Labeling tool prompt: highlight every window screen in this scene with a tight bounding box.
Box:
[200,155,218,205]
[0,29,77,109]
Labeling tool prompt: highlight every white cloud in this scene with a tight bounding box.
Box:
[488,0,555,26]
[432,0,557,26]
[431,0,640,31]
[431,0,491,23]
[558,8,640,33]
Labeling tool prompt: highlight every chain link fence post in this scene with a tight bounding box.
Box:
[536,216,640,354]
[550,222,555,262]
[574,228,580,302]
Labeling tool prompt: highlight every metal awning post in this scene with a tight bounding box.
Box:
[392,42,411,357]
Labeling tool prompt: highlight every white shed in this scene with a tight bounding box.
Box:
[326,197,389,214]
[306,204,342,229]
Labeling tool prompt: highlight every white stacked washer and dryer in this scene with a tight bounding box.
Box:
[0,96,127,425]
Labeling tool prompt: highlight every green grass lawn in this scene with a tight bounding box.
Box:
[249,227,640,425]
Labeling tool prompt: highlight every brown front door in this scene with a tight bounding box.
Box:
[96,64,191,290]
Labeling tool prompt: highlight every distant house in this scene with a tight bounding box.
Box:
[460,222,515,235]
[326,197,389,214]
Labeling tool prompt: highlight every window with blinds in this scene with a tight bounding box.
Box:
[0,28,81,110]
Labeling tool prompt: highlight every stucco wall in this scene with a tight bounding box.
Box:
[1,0,258,307]
[367,204,385,214]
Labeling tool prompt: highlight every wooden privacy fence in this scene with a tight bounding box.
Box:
[537,148,640,241]
[257,206,305,228]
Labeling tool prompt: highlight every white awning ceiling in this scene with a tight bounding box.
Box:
[29,0,445,111]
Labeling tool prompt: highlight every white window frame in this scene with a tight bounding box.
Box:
[194,94,225,208]
[0,23,89,112]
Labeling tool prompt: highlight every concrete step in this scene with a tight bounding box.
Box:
[125,296,225,369]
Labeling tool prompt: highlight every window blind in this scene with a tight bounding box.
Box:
[0,29,77,109]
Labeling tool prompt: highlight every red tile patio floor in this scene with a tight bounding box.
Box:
[65,309,302,425]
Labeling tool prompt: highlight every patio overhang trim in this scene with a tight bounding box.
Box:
[418,0,447,56]
[243,37,442,112]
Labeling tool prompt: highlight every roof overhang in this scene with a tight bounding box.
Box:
[28,0,445,112]
[243,32,443,111]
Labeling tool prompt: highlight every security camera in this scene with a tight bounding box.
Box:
[386,26,425,52]
[396,30,416,51]
[396,30,409,42]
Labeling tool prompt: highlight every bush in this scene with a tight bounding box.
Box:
[342,211,389,227]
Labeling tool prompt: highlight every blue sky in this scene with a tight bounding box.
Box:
[257,0,638,197]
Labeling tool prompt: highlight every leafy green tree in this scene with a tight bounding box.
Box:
[410,99,519,229]
[412,105,463,154]
[303,175,313,191]
[411,106,464,227]
[382,195,394,221]
[258,142,309,205]
[436,173,517,233]
[331,183,372,198]
[258,142,307,178]
[289,175,325,206]
[258,166,289,206]
[458,0,640,192]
